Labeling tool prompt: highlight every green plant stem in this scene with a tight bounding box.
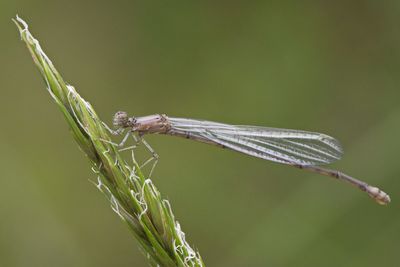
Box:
[14,16,204,267]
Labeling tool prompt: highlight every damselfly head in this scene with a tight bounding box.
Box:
[113,111,129,128]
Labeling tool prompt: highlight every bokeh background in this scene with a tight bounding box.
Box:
[1,1,399,266]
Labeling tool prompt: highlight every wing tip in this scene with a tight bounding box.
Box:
[320,134,344,153]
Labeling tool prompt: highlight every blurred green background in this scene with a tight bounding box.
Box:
[1,1,399,266]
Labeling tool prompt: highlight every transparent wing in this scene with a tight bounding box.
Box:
[169,117,343,166]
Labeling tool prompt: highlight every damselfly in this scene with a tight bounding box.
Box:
[111,111,390,205]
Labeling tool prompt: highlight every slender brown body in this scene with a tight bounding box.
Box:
[112,111,390,205]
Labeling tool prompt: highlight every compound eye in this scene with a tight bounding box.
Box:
[113,111,129,127]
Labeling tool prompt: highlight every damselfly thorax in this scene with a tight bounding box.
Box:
[114,112,171,135]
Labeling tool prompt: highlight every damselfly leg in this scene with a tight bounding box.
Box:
[102,121,159,178]
[132,134,159,179]
[101,122,135,149]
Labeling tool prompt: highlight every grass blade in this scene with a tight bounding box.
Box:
[13,16,204,267]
